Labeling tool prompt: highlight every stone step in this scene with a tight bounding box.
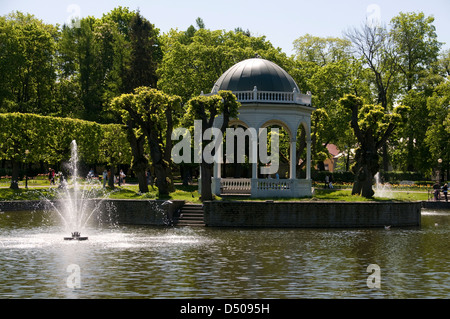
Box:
[174,204,205,227]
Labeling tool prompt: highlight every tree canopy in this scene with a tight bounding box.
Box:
[0,7,449,195]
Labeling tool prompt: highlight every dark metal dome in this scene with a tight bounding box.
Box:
[211,58,300,93]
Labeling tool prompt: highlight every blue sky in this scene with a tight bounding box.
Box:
[1,0,449,55]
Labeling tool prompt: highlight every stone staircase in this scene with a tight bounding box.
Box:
[174,204,205,227]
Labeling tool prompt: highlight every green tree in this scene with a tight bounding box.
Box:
[0,12,58,115]
[0,113,130,189]
[111,87,182,195]
[345,23,400,171]
[57,16,105,121]
[56,7,138,122]
[158,28,289,102]
[390,12,442,172]
[292,34,365,172]
[339,95,409,198]
[185,91,240,201]
[124,11,161,93]
[425,80,450,181]
[390,12,442,92]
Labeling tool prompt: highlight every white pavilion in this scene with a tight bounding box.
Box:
[202,57,314,198]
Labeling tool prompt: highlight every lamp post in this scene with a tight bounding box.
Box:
[25,149,29,189]
[438,158,443,183]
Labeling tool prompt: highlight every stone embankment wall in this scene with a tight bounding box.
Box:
[0,199,437,228]
[203,201,423,228]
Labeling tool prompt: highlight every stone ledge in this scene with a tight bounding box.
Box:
[203,201,423,228]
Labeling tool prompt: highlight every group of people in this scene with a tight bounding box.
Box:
[433,182,448,202]
[101,169,126,187]
[47,167,128,188]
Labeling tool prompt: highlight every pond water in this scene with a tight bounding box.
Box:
[0,209,448,299]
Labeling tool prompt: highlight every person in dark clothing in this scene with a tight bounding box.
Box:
[442,183,448,202]
[433,182,441,201]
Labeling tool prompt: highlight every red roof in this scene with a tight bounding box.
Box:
[326,144,340,157]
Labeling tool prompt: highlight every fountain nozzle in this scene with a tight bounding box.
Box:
[64,231,88,241]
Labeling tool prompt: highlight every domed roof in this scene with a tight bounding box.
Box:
[211,58,300,93]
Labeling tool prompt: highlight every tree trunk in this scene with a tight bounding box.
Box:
[136,170,148,194]
[10,159,20,189]
[108,166,115,189]
[147,129,169,196]
[200,163,213,202]
[154,163,169,196]
[126,126,149,194]
[352,163,375,198]
[361,169,375,198]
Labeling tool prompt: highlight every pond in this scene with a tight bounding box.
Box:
[0,209,448,299]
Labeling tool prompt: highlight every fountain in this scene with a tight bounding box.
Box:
[374,172,393,198]
[43,140,112,241]
[64,231,88,241]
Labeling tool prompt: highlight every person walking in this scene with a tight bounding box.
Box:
[102,169,108,188]
[442,183,448,202]
[433,182,441,201]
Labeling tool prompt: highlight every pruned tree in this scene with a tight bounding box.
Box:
[339,94,409,198]
[345,23,400,171]
[186,91,240,201]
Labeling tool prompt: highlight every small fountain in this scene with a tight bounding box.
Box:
[43,140,113,241]
[64,231,88,241]
[374,172,393,198]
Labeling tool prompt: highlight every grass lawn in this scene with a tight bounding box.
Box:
[0,182,429,203]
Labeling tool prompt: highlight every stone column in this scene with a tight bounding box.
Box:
[212,139,222,195]
[290,139,297,179]
[306,137,311,180]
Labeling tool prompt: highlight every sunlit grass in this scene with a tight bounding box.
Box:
[0,182,428,203]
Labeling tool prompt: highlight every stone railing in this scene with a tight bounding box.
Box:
[256,179,293,191]
[221,178,251,194]
[215,178,313,198]
[204,87,312,106]
[234,90,311,106]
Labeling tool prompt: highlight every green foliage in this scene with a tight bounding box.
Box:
[158,28,289,102]
[1,7,449,187]
[0,12,58,114]
[425,80,450,174]
[0,113,130,165]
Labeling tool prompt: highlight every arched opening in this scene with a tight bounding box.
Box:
[295,122,309,179]
[260,120,293,179]
[223,120,252,179]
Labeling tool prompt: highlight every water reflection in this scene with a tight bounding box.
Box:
[0,210,448,298]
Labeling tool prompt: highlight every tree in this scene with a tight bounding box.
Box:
[124,11,161,92]
[0,113,130,189]
[57,16,106,122]
[111,87,182,195]
[158,28,289,102]
[339,95,409,198]
[345,23,400,171]
[390,12,442,171]
[185,91,240,201]
[110,94,148,192]
[0,12,58,115]
[292,34,363,172]
[390,12,442,92]
[425,80,450,181]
